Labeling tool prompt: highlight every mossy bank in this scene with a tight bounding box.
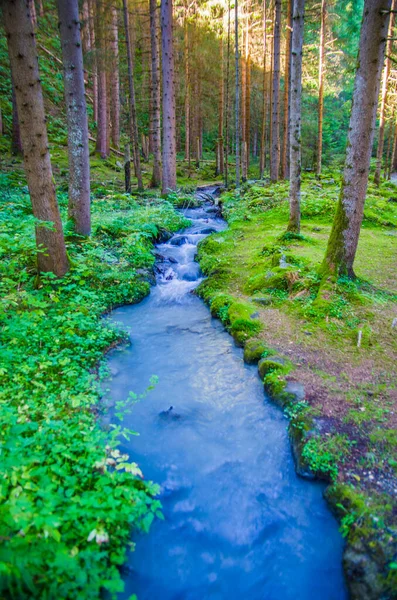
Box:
[196,174,397,600]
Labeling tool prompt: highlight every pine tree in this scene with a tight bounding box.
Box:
[322,0,392,277]
[4,0,69,276]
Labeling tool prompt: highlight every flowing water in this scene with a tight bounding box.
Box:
[106,187,347,600]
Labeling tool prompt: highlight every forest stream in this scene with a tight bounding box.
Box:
[105,187,347,600]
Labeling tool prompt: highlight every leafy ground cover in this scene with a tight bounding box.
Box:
[197,172,397,598]
[0,170,189,599]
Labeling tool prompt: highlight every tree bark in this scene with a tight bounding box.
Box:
[287,0,305,233]
[161,0,177,193]
[322,0,392,278]
[374,0,396,185]
[244,16,251,179]
[217,36,225,176]
[57,0,91,237]
[124,144,131,193]
[4,0,69,276]
[95,0,109,158]
[184,1,190,163]
[235,0,240,187]
[281,0,292,179]
[123,0,143,191]
[316,0,326,177]
[87,0,98,123]
[149,0,162,187]
[270,0,281,182]
[224,0,231,187]
[259,0,267,178]
[11,75,22,155]
[109,4,120,149]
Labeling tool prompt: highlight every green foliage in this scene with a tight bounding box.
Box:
[0,175,187,598]
[301,434,353,482]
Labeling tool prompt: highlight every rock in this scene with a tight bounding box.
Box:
[243,339,269,365]
[199,227,217,234]
[170,236,189,246]
[284,381,305,403]
[343,541,386,600]
[251,293,273,306]
[258,356,285,380]
[159,406,181,421]
[288,423,316,480]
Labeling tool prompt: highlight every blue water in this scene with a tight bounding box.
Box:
[106,193,347,600]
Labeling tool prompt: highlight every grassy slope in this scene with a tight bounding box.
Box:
[197,174,397,599]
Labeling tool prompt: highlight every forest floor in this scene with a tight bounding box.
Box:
[196,173,397,598]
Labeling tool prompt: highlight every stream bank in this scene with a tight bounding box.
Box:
[106,186,346,599]
[195,182,397,600]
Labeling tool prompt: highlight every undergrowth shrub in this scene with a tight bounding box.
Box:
[0,175,188,599]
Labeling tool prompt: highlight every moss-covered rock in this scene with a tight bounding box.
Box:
[209,293,234,323]
[258,356,286,379]
[243,339,270,364]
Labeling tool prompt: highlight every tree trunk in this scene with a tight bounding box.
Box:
[316,0,326,177]
[4,0,69,276]
[270,0,281,182]
[149,0,162,187]
[109,4,120,149]
[259,0,267,178]
[225,0,231,187]
[57,0,91,237]
[281,0,292,179]
[217,36,225,176]
[287,0,305,233]
[161,0,177,193]
[244,20,251,179]
[124,144,131,193]
[184,2,190,163]
[95,0,109,158]
[322,0,392,278]
[374,0,396,185]
[87,0,98,123]
[123,0,143,191]
[390,120,397,173]
[11,76,22,155]
[235,0,240,187]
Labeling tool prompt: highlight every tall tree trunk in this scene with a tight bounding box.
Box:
[217,36,225,176]
[150,0,162,187]
[161,0,177,193]
[11,76,22,155]
[287,0,305,233]
[244,17,251,178]
[57,0,91,236]
[316,0,326,177]
[109,5,120,149]
[270,0,281,182]
[374,0,396,185]
[4,0,69,276]
[184,2,190,163]
[95,0,109,158]
[281,0,292,179]
[123,0,143,190]
[322,0,392,278]
[391,119,397,173]
[225,0,231,187]
[235,0,240,187]
[259,0,267,178]
[87,0,98,123]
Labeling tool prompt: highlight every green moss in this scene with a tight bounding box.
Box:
[258,356,286,379]
[243,339,271,364]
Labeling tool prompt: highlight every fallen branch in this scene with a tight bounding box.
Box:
[88,136,124,158]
